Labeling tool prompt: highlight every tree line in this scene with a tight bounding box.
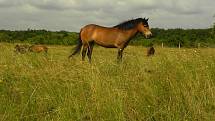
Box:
[132,28,215,47]
[0,27,214,47]
[0,29,78,45]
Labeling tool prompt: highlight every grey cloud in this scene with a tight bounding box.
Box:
[0,0,24,7]
[0,0,214,31]
[26,0,73,11]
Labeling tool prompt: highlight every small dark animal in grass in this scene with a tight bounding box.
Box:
[29,45,48,53]
[14,44,30,54]
[147,46,155,56]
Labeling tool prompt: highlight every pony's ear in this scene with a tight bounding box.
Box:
[146,18,149,21]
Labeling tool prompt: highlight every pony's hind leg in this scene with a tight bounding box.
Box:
[82,45,88,61]
[87,42,94,63]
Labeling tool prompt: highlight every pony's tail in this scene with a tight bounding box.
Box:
[72,38,82,55]
[68,30,83,58]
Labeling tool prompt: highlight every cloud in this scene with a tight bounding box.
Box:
[0,0,24,7]
[26,0,76,11]
[0,0,214,31]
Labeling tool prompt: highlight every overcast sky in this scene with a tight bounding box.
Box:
[0,0,214,32]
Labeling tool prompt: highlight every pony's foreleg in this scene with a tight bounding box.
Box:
[117,48,123,62]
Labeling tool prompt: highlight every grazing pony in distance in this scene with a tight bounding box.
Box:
[29,45,48,53]
[69,18,152,62]
[147,46,155,56]
[14,44,30,54]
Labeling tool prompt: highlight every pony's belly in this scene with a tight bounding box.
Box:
[94,40,116,48]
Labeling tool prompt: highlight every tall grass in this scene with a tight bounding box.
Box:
[0,43,215,121]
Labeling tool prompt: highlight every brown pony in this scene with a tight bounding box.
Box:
[69,18,152,62]
[29,45,48,53]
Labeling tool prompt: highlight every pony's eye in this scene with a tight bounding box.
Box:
[144,25,148,27]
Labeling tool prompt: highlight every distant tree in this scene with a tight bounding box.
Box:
[212,14,215,36]
[0,33,10,42]
[213,22,215,35]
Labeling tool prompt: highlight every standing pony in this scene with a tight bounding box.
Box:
[69,18,152,62]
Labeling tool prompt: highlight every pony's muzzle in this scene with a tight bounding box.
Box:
[145,32,152,39]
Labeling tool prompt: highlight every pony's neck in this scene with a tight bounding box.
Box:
[125,27,139,38]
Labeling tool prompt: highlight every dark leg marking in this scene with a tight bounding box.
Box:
[117,48,123,62]
[87,42,94,63]
[82,45,88,61]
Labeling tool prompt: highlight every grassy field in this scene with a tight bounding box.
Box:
[0,43,215,121]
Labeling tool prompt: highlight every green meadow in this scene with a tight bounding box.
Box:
[0,43,215,121]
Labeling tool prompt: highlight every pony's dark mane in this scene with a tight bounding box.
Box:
[113,18,148,30]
